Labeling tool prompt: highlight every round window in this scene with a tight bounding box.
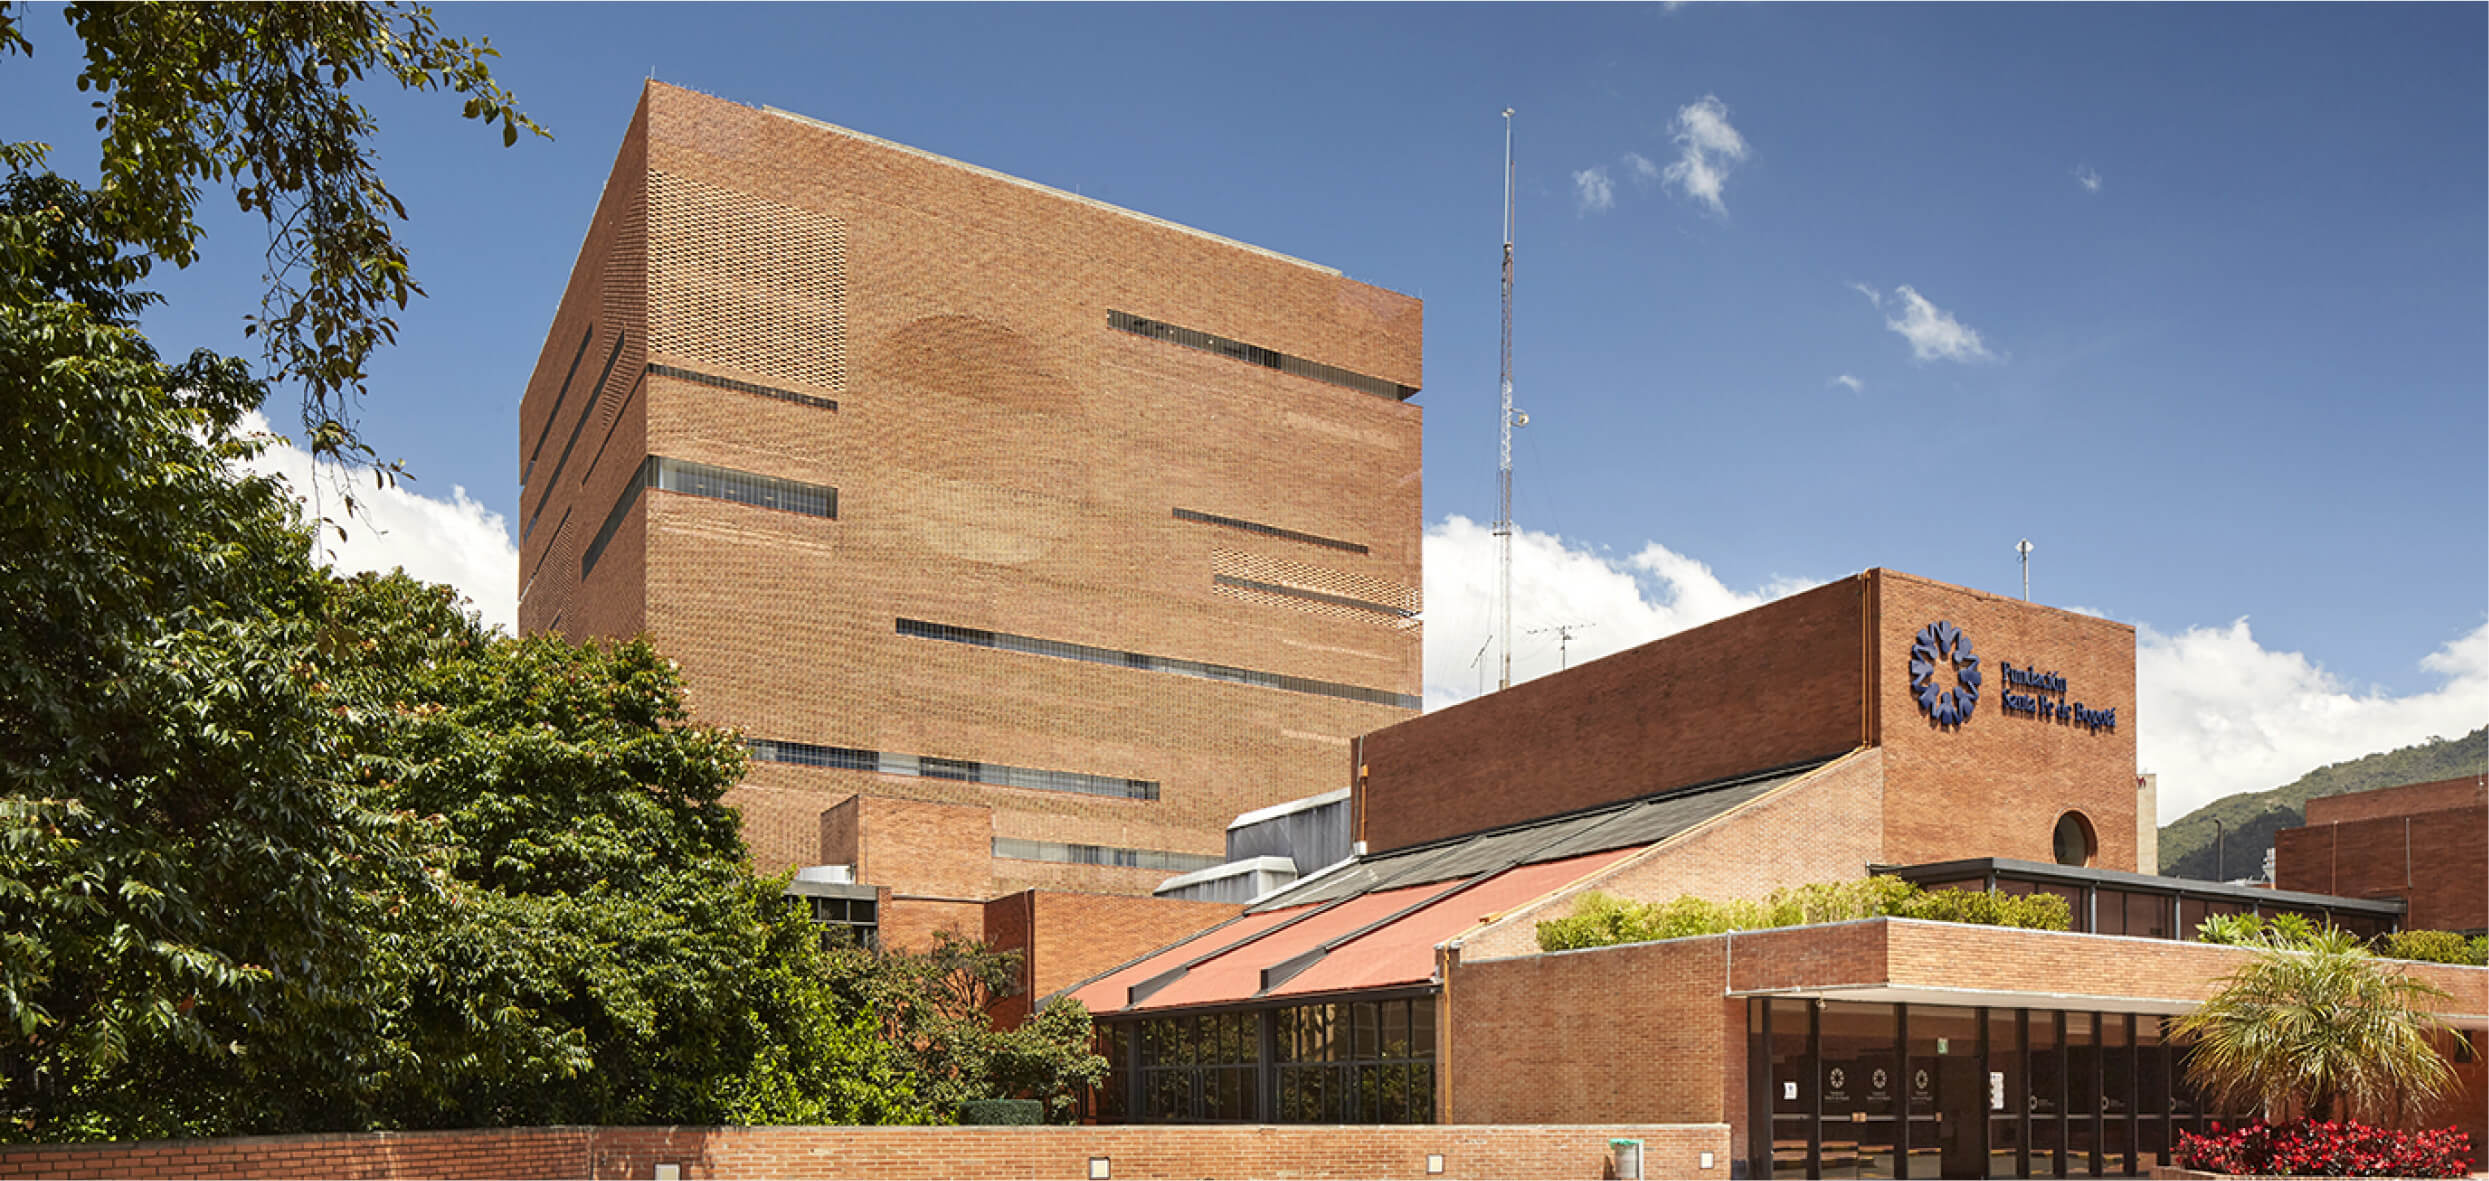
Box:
[2053,811,2097,867]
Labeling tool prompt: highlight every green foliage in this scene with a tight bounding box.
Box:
[2196,912,2326,949]
[2195,916,2487,967]
[956,1099,1044,1126]
[1535,878,2070,952]
[0,201,442,1138]
[2173,926,2454,1124]
[2156,727,2486,883]
[0,1,545,476]
[320,576,915,1129]
[0,177,1049,1137]
[822,931,1109,1124]
[2376,930,2489,967]
[1895,884,2075,929]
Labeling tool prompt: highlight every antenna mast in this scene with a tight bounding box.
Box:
[1496,108,1517,691]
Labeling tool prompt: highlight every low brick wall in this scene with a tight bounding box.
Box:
[0,1126,588,1180]
[0,1122,1730,1180]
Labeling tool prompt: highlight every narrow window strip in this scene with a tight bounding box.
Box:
[648,363,838,411]
[1173,508,1368,554]
[582,366,648,487]
[992,837,1223,874]
[1109,310,1416,401]
[896,618,1418,710]
[652,456,836,518]
[748,738,1159,801]
[1214,574,1415,619]
[526,330,629,539]
[580,456,652,580]
[523,325,595,486]
[519,506,571,605]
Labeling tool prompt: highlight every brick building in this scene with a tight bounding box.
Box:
[1056,570,2487,1179]
[515,82,1423,930]
[2273,775,2488,934]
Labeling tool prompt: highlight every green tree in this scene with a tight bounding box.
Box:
[2172,927,2455,1125]
[823,932,1109,1123]
[0,1,544,475]
[0,174,443,1140]
[321,575,921,1129]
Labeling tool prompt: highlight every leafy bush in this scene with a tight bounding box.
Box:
[2197,912,2325,948]
[1895,885,2071,929]
[957,1098,1044,1126]
[2377,929,2489,966]
[2175,1120,2472,1177]
[1536,878,2069,952]
[2198,916,2489,966]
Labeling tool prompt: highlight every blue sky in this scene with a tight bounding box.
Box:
[4,4,2481,818]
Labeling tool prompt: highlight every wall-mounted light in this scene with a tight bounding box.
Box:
[1425,1153,1445,1175]
[1088,1157,1112,1180]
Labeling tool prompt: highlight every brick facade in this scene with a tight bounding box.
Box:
[0,1124,1729,1181]
[517,82,1424,898]
[1357,569,2136,870]
[1455,749,1889,960]
[1868,571,2138,871]
[2274,776,2489,933]
[1445,918,2489,1174]
[982,890,1243,1025]
[1359,578,1869,854]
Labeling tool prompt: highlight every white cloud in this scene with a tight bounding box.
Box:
[1853,283,1993,363]
[1660,95,1749,215]
[1421,515,1818,709]
[2138,618,2489,823]
[234,412,519,633]
[1830,374,1865,393]
[1421,516,2488,829]
[1571,166,1616,214]
[1622,151,1660,184]
[2074,164,2102,193]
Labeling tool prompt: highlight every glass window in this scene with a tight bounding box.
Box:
[2030,1010,2064,1176]
[2037,883,2088,932]
[2102,1014,2133,1175]
[1769,1000,1813,1179]
[1820,1002,1898,1178]
[2054,813,2097,867]
[2066,1012,2098,1176]
[2126,892,2171,940]
[2136,1016,2171,1166]
[1990,1009,2027,1180]
[1905,1006,1980,1179]
[2095,890,2129,937]
[898,617,1421,710]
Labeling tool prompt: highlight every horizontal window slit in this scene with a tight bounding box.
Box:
[1215,574,1415,618]
[1109,310,1416,401]
[749,738,1159,801]
[1174,508,1368,554]
[896,618,1418,710]
[992,837,1222,873]
[648,363,838,411]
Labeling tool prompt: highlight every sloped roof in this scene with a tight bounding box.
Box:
[1057,760,1829,1017]
[1251,761,1824,910]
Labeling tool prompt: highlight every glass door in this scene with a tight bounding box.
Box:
[1821,1002,1898,1178]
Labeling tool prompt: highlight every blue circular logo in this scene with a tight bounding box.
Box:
[1909,620,1981,727]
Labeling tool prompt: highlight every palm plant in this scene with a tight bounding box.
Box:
[2174,926,2455,1125]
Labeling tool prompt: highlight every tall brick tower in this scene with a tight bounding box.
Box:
[515,83,1424,919]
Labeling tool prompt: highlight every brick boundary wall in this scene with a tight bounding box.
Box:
[0,1123,1730,1180]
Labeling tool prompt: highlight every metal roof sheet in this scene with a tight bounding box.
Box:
[1251,762,1824,911]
